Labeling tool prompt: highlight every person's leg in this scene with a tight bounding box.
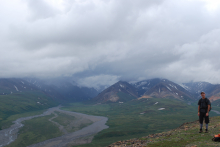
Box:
[205,114,209,132]
[200,123,203,129]
[199,113,204,132]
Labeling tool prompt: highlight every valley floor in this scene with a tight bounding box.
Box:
[62,98,220,147]
[1,106,108,147]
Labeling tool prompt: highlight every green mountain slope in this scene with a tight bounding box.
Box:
[0,78,59,129]
[0,92,58,129]
[109,116,220,147]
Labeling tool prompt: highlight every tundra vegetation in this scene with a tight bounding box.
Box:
[61,98,220,147]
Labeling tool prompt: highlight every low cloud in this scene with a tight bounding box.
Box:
[77,74,120,90]
[1,0,220,87]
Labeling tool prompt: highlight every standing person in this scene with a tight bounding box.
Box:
[198,91,211,133]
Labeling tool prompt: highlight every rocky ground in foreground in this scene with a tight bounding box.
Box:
[108,116,220,147]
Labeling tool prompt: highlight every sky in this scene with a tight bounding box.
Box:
[1,0,220,88]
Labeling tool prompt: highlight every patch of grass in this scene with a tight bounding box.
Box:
[5,114,62,147]
[0,109,46,129]
[52,111,92,133]
[61,98,220,147]
[79,121,93,130]
[53,111,76,127]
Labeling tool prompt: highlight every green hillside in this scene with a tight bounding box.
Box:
[109,116,220,147]
[61,98,219,147]
[0,91,58,129]
[5,114,62,147]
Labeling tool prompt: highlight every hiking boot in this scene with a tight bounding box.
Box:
[205,129,208,133]
[199,129,203,133]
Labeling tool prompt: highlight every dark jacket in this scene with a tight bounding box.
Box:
[198,98,211,113]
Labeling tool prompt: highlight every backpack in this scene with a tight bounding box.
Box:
[199,98,211,112]
[212,134,220,142]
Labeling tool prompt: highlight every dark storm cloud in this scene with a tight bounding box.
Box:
[1,0,220,88]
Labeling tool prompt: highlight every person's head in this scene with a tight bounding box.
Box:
[201,91,206,98]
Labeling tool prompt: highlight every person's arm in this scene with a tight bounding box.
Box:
[207,105,210,113]
[198,105,200,116]
[206,99,211,116]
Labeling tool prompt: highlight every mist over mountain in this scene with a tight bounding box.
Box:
[24,77,99,102]
[1,0,220,88]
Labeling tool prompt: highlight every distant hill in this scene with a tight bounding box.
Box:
[0,78,58,129]
[181,82,220,102]
[25,77,98,102]
[93,81,138,103]
[207,85,220,102]
[0,78,40,94]
[181,82,215,98]
[0,77,99,103]
[0,77,99,129]
[134,78,194,101]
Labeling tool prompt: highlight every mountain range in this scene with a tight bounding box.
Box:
[0,78,98,103]
[181,82,220,102]
[133,78,193,101]
[1,77,220,104]
[93,78,220,103]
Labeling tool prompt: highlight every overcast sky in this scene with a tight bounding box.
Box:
[1,0,220,88]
